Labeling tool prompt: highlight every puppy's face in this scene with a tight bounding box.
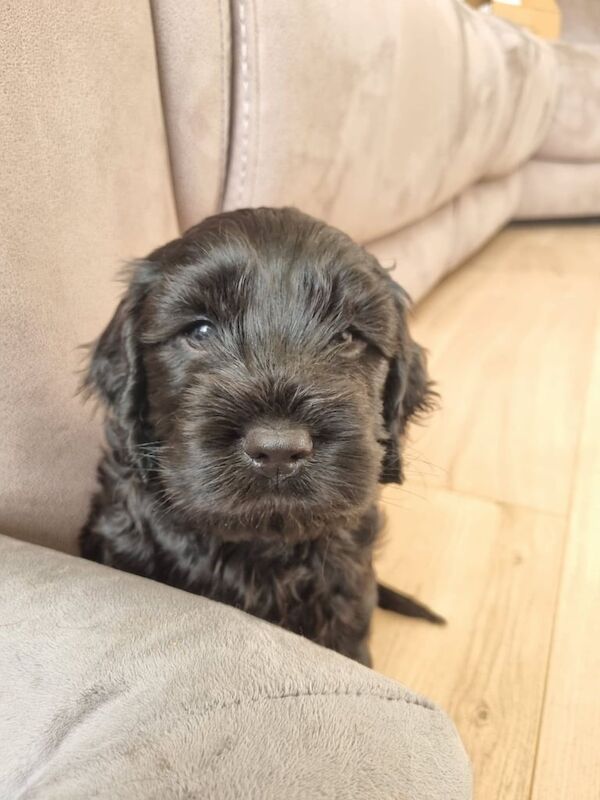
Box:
[88,208,432,540]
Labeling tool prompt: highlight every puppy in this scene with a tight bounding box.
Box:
[80,207,441,666]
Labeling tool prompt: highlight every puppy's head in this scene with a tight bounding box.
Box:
[87,208,433,540]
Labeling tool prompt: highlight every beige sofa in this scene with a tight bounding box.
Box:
[1,1,598,797]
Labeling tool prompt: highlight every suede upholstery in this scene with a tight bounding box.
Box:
[221,0,557,243]
[559,0,600,44]
[150,0,231,229]
[517,2,600,219]
[0,2,179,555]
[517,160,600,220]
[537,43,600,162]
[369,173,521,302]
[0,535,472,800]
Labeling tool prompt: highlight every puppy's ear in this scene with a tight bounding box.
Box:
[85,285,147,470]
[380,286,435,484]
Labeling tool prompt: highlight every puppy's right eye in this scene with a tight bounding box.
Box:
[183,318,216,344]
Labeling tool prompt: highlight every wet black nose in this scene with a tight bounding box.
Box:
[243,423,313,478]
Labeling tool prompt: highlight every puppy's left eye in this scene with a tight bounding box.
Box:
[331,328,366,352]
[184,318,216,343]
[334,329,355,345]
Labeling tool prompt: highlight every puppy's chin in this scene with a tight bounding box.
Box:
[165,490,365,543]
[232,504,352,542]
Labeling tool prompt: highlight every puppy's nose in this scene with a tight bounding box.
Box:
[243,423,313,478]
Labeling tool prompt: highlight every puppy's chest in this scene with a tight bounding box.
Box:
[164,532,375,628]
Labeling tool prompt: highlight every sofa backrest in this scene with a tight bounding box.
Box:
[0,4,181,552]
[559,0,600,43]
[193,0,556,244]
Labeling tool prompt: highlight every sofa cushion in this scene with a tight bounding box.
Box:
[0,535,472,800]
[150,0,231,230]
[537,43,600,162]
[368,172,521,302]
[0,3,180,553]
[216,0,557,243]
[559,0,600,44]
[516,159,600,219]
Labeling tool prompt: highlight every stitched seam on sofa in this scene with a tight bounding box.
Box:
[237,0,251,206]
[192,688,436,720]
[148,1,185,233]
[250,0,260,207]
[217,0,229,210]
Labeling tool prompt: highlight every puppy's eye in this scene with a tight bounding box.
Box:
[330,328,368,356]
[184,318,216,343]
[332,328,365,347]
[334,329,354,345]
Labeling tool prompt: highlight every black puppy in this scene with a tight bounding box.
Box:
[80,207,442,666]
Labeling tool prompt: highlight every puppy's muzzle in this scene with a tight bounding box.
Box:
[243,421,313,479]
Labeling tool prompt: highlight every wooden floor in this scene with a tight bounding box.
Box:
[371,224,600,800]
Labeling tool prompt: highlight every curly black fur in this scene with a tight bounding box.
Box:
[80,207,438,665]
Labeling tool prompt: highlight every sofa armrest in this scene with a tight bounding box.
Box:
[0,535,471,799]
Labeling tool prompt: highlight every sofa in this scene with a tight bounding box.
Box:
[1,1,598,797]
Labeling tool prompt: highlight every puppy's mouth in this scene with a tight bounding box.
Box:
[243,460,311,491]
